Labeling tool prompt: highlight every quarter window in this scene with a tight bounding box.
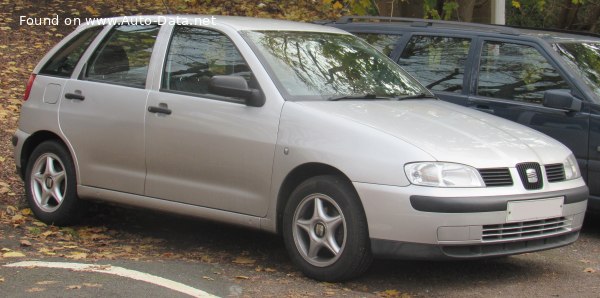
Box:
[477,41,570,104]
[84,24,160,88]
[399,35,470,93]
[355,33,401,56]
[40,26,103,77]
[162,26,252,98]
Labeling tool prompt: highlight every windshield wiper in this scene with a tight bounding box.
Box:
[394,93,437,101]
[328,93,389,101]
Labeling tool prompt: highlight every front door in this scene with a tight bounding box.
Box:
[144,26,280,216]
[468,39,589,173]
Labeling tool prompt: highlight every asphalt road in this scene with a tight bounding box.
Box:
[1,205,599,297]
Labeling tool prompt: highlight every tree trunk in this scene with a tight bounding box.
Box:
[557,0,574,29]
[375,0,401,17]
[457,0,476,22]
[588,5,600,32]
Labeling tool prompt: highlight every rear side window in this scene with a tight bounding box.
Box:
[84,24,160,88]
[39,27,103,78]
[162,26,253,98]
[399,35,470,93]
[355,33,401,56]
[477,41,570,104]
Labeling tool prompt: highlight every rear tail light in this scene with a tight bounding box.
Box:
[23,74,36,101]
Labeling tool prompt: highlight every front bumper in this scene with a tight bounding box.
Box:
[354,181,588,259]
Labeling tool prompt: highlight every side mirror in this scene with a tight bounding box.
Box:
[209,75,265,107]
[543,89,582,112]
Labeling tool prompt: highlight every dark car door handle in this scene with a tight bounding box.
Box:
[473,105,494,114]
[148,105,172,115]
[65,92,85,101]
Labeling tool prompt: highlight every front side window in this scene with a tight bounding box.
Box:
[477,41,570,104]
[554,42,600,102]
[40,26,103,77]
[355,33,401,56]
[399,35,471,93]
[84,24,160,88]
[162,26,252,97]
[244,31,426,101]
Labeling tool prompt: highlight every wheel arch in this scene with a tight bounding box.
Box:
[275,162,361,234]
[19,131,71,179]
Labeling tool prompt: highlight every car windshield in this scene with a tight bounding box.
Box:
[243,31,428,101]
[553,42,600,101]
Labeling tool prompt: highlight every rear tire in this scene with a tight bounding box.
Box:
[25,141,85,226]
[283,175,372,281]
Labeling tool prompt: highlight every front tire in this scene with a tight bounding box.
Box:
[25,141,85,225]
[283,175,372,281]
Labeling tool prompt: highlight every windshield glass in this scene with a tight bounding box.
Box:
[553,42,600,101]
[243,31,428,101]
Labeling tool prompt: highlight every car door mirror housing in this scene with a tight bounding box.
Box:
[209,75,265,107]
[543,89,582,112]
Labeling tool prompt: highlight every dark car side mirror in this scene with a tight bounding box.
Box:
[543,89,582,112]
[208,75,265,107]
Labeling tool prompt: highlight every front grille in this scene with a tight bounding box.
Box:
[516,162,543,190]
[482,217,571,242]
[478,168,513,187]
[545,164,566,182]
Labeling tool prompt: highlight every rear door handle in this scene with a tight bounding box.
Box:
[148,105,172,115]
[65,92,85,101]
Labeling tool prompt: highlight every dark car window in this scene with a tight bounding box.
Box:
[477,41,570,104]
[162,26,252,98]
[355,33,401,56]
[84,24,160,88]
[398,35,470,93]
[39,26,103,78]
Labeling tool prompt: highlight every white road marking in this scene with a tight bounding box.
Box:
[4,261,219,298]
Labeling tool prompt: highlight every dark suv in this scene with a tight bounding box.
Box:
[325,16,600,212]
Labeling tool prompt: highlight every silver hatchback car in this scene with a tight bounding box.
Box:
[14,16,588,281]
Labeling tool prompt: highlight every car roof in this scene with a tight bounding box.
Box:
[83,15,348,34]
[325,16,600,43]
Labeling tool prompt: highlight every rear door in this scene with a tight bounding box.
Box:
[59,24,161,194]
[468,38,589,173]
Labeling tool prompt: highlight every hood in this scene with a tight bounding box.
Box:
[295,99,569,168]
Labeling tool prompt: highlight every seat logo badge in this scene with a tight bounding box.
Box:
[526,168,538,183]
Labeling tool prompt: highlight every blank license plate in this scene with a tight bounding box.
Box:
[506,197,564,222]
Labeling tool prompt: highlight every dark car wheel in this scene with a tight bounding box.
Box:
[283,175,372,281]
[25,141,85,226]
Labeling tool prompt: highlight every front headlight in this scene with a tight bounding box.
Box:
[404,162,485,188]
[564,154,581,180]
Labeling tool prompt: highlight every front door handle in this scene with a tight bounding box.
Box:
[65,92,85,101]
[148,104,172,115]
[473,105,495,114]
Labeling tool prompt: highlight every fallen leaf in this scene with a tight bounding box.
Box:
[21,208,32,215]
[66,285,82,290]
[202,276,214,281]
[83,283,102,288]
[0,276,4,282]
[26,287,46,292]
[36,281,58,285]
[584,267,596,273]
[3,251,25,258]
[66,252,87,260]
[20,239,32,247]
[235,275,250,280]
[232,257,255,265]
[264,267,277,272]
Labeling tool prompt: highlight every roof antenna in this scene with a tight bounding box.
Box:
[161,0,173,14]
